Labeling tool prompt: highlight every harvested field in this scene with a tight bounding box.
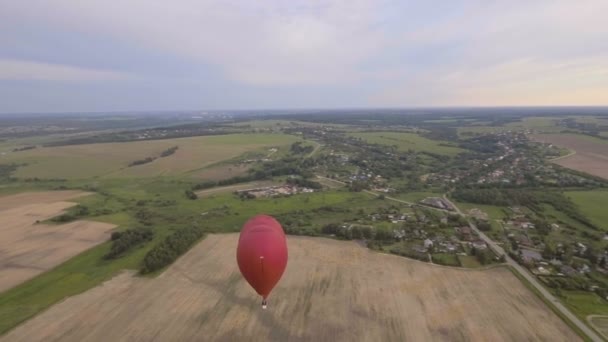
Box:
[531,134,608,180]
[0,190,90,211]
[2,234,579,341]
[0,192,115,293]
[1,134,299,179]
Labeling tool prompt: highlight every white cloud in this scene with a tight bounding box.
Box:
[1,0,607,105]
[1,0,389,86]
[371,0,608,106]
[0,59,132,81]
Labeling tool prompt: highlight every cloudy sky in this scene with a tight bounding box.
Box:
[1,0,607,113]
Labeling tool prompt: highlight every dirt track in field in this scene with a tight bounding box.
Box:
[531,134,608,180]
[0,191,115,293]
[2,234,579,342]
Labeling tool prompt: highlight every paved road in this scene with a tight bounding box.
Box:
[315,176,452,213]
[442,195,603,342]
[315,176,602,340]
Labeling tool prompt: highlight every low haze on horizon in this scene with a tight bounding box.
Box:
[1,0,607,113]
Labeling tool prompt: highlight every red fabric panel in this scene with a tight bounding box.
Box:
[237,215,288,299]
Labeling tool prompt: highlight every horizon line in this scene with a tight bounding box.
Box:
[2,105,608,116]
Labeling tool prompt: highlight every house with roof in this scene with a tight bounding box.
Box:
[521,249,543,264]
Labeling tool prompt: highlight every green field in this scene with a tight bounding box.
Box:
[453,201,507,220]
[391,191,441,203]
[567,116,608,124]
[196,190,374,232]
[348,132,465,156]
[505,117,562,130]
[457,116,565,137]
[559,290,608,319]
[553,133,608,145]
[457,126,519,136]
[458,255,483,268]
[432,253,461,266]
[450,201,508,240]
[0,183,376,333]
[1,134,300,179]
[566,190,608,231]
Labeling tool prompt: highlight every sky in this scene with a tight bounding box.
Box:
[1,0,607,113]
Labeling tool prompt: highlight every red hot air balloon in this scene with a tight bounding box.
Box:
[237,214,288,309]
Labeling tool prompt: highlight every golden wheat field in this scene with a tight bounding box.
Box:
[2,234,579,342]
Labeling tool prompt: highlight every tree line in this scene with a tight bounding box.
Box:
[192,156,315,191]
[128,146,179,167]
[160,146,179,157]
[105,228,154,259]
[51,205,90,223]
[140,226,205,274]
[286,177,322,189]
[12,145,36,152]
[452,188,600,230]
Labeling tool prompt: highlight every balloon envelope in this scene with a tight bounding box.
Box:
[237,215,288,300]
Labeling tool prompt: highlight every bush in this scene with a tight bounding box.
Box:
[129,157,156,167]
[192,180,218,190]
[160,146,179,157]
[141,226,205,273]
[432,254,462,267]
[390,248,428,262]
[111,231,123,240]
[452,188,600,230]
[290,142,314,154]
[286,178,322,189]
[52,213,75,223]
[105,228,154,259]
[474,248,493,265]
[184,190,198,200]
[50,205,90,223]
[476,220,492,232]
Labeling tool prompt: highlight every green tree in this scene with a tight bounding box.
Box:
[542,243,556,260]
[584,246,598,264]
[475,248,492,265]
[477,221,491,232]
